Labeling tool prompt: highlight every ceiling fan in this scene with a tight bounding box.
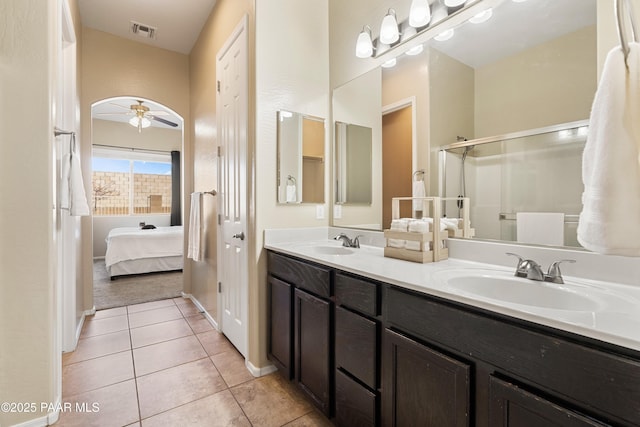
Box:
[96,100,179,132]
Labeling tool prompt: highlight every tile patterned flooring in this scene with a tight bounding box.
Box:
[58,297,333,427]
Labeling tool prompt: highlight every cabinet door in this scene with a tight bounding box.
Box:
[268,276,293,378]
[294,288,332,415]
[382,329,470,427]
[489,376,609,427]
[335,305,377,389]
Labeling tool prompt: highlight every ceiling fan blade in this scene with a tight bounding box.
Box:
[151,116,179,127]
[147,110,169,116]
[109,102,132,111]
[94,112,131,116]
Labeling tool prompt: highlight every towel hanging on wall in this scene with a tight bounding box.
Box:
[577,41,640,256]
[60,133,90,216]
[187,192,204,261]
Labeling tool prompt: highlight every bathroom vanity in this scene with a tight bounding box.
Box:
[266,240,640,427]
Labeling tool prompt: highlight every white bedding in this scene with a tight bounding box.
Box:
[105,226,184,269]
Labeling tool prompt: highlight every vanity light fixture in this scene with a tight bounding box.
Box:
[444,0,466,8]
[380,9,400,44]
[469,8,493,24]
[406,44,424,55]
[355,25,374,58]
[434,28,455,41]
[409,0,431,27]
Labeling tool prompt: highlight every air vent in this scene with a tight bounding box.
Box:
[130,21,157,39]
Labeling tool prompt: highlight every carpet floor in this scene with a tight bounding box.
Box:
[93,259,184,310]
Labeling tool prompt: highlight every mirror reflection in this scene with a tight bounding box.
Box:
[331,0,596,248]
[277,111,325,204]
[335,122,373,205]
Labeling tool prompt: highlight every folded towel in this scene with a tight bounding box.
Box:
[578,42,640,256]
[408,219,429,233]
[517,212,565,246]
[187,192,204,261]
[388,239,405,248]
[441,218,460,231]
[286,184,297,203]
[405,240,422,251]
[390,218,409,231]
[412,180,426,211]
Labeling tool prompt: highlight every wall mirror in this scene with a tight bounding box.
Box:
[277,111,325,204]
[335,121,373,205]
[331,0,596,248]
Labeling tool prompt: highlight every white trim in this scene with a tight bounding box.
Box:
[187,293,219,330]
[7,408,57,427]
[245,360,277,378]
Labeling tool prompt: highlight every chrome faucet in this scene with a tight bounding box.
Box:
[334,233,361,248]
[506,253,575,283]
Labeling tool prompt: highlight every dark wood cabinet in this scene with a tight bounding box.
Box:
[294,288,332,415]
[267,276,293,378]
[489,376,608,427]
[267,250,640,427]
[382,328,471,427]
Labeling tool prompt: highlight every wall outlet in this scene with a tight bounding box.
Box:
[333,205,342,219]
[316,205,325,219]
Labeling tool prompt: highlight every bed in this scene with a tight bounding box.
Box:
[105,226,184,279]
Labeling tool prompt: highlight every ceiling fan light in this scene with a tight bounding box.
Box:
[355,26,374,58]
[409,0,431,27]
[379,9,400,45]
[129,116,151,129]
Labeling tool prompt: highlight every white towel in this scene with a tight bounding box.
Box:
[286,184,297,203]
[390,218,409,231]
[408,219,429,233]
[517,212,565,246]
[187,192,204,261]
[578,42,640,256]
[60,135,90,216]
[412,180,426,211]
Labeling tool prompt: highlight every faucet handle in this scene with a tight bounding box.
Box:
[545,259,576,284]
[353,235,363,248]
[506,253,527,277]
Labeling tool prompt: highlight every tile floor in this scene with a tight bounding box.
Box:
[58,297,333,427]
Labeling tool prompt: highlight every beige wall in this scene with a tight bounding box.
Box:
[81,27,190,307]
[188,0,254,329]
[475,26,597,138]
[253,0,330,368]
[0,0,68,424]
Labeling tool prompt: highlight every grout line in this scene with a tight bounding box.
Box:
[127,306,144,425]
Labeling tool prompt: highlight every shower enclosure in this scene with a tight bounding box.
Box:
[439,120,588,247]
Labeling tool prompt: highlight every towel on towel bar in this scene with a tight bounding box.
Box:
[412,180,426,211]
[578,42,640,256]
[187,192,204,261]
[60,135,90,216]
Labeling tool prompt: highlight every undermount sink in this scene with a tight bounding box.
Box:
[433,269,624,312]
[311,245,355,255]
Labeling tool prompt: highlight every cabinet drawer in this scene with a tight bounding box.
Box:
[336,306,377,389]
[335,272,378,317]
[336,369,377,427]
[268,251,331,298]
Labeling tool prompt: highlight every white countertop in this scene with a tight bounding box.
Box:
[265,237,640,353]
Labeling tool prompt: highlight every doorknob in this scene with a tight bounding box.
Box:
[232,232,245,241]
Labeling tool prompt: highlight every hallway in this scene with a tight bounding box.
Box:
[58,298,332,426]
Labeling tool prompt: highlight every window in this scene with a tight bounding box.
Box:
[92,147,172,216]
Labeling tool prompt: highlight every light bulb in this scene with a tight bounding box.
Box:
[409,0,431,28]
[355,26,374,58]
[379,9,400,45]
[444,0,466,7]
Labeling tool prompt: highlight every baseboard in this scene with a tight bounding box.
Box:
[7,405,58,427]
[246,360,277,378]
[187,294,219,330]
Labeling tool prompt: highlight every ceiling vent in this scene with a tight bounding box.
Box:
[130,21,157,39]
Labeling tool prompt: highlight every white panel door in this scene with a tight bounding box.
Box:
[216,16,248,357]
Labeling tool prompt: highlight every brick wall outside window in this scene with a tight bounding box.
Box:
[92,171,172,215]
